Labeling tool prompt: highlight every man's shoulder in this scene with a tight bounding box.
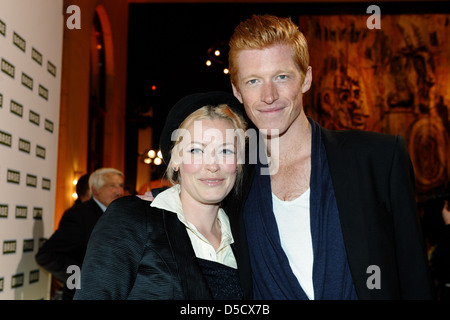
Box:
[321,127,400,150]
[67,198,99,211]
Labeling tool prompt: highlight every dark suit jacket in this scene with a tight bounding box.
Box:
[35,198,104,299]
[74,196,245,300]
[227,127,434,300]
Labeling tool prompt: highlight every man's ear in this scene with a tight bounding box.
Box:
[91,187,98,197]
[232,83,243,103]
[302,66,312,93]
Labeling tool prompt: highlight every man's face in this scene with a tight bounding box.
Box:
[232,43,311,136]
[92,173,124,207]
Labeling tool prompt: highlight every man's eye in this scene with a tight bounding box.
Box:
[248,79,257,85]
[278,75,287,80]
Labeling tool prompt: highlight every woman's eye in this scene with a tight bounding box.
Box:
[189,148,203,154]
[221,148,235,155]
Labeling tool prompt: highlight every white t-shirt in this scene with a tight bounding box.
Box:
[272,188,314,299]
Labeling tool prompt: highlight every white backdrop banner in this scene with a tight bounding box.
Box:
[0,0,63,299]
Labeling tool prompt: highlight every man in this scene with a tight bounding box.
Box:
[227,14,434,300]
[433,201,450,300]
[35,168,124,300]
[74,174,90,205]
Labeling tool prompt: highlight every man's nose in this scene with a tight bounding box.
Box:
[115,186,124,196]
[261,82,279,104]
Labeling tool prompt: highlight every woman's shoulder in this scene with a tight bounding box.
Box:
[100,195,157,225]
[108,195,153,211]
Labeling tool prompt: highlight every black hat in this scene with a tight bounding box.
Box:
[159,91,244,165]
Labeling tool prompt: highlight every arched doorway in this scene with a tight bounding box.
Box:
[88,11,106,173]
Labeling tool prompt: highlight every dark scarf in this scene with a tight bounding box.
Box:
[243,118,358,300]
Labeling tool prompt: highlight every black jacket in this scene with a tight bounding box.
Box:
[74,196,245,299]
[227,127,434,300]
[35,198,103,299]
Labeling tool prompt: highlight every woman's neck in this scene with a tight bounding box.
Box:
[180,191,222,250]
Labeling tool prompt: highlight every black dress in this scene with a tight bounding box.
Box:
[197,258,243,300]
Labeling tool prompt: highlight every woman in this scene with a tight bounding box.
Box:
[74,91,247,300]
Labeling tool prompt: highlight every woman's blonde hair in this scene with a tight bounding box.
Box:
[229,14,310,89]
[165,104,247,196]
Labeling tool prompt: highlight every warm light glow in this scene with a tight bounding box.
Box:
[72,192,78,200]
[157,150,162,158]
[151,85,157,91]
[144,158,152,164]
[154,157,162,166]
[214,50,220,56]
[206,60,212,67]
[97,44,102,50]
[147,150,156,158]
[73,179,78,185]
[223,68,229,74]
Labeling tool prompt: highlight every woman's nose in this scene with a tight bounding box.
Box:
[204,152,220,172]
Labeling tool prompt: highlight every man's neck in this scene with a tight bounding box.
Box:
[92,197,107,212]
[264,114,312,174]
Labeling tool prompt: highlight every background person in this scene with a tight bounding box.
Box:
[74,174,90,205]
[433,200,450,300]
[35,168,124,300]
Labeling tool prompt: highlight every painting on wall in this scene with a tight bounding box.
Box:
[300,14,450,196]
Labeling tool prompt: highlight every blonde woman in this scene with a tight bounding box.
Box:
[74,92,248,300]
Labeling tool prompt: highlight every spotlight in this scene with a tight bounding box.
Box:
[147,150,156,158]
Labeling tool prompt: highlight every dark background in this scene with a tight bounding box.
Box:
[124,1,448,187]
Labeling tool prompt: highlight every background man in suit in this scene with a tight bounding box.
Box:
[35,168,124,300]
[227,14,434,299]
[74,174,90,205]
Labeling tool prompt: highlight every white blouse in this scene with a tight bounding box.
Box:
[150,184,237,269]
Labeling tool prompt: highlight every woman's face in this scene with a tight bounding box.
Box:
[174,118,238,206]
